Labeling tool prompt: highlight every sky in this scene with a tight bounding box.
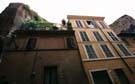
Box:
[0,0,135,24]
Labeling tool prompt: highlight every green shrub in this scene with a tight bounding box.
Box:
[21,20,54,30]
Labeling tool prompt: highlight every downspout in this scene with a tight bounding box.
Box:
[31,48,38,84]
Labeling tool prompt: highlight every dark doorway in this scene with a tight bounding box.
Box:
[44,66,57,84]
[114,69,131,84]
[91,70,113,84]
[0,81,8,84]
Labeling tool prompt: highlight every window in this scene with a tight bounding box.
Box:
[0,81,8,84]
[0,45,2,55]
[80,31,89,41]
[114,69,131,84]
[44,66,57,84]
[75,20,83,28]
[107,32,119,41]
[66,37,77,48]
[0,39,3,55]
[91,21,100,28]
[93,31,104,41]
[86,20,96,28]
[117,44,131,56]
[91,70,113,84]
[0,47,2,55]
[26,37,37,49]
[121,38,130,46]
[99,22,108,28]
[101,44,114,57]
[85,45,97,59]
[96,21,103,28]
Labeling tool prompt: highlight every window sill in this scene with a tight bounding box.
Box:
[82,57,118,62]
[121,55,135,58]
[126,46,134,48]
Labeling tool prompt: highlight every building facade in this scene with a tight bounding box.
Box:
[0,13,135,84]
[0,29,88,84]
[118,33,135,56]
[67,15,135,84]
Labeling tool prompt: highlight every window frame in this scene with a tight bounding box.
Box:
[95,21,103,28]
[113,43,133,57]
[43,66,58,84]
[25,37,37,49]
[107,32,119,41]
[99,44,115,58]
[66,37,77,49]
[117,44,131,56]
[99,21,109,28]
[89,69,114,84]
[92,20,100,28]
[86,20,97,28]
[75,20,83,28]
[83,44,99,59]
[93,31,104,41]
[79,31,90,42]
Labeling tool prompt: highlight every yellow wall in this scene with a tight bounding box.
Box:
[68,15,135,84]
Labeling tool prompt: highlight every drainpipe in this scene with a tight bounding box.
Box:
[31,48,38,84]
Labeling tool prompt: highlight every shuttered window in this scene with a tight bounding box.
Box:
[80,31,89,41]
[66,37,77,48]
[92,21,100,28]
[107,32,119,41]
[93,31,104,41]
[101,45,114,57]
[117,44,131,56]
[75,20,83,28]
[85,45,97,59]
[99,22,108,28]
[26,37,37,49]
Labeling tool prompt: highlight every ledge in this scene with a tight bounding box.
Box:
[6,48,78,52]
[82,56,135,62]
[14,30,74,36]
[67,15,105,20]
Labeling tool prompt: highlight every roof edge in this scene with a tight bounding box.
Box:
[67,15,105,20]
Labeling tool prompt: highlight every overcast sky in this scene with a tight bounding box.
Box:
[0,0,135,24]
